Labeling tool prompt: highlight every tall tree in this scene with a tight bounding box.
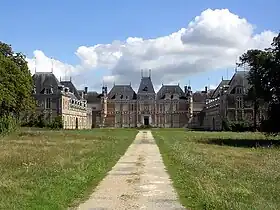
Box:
[238,49,272,130]
[0,42,35,118]
[238,33,280,134]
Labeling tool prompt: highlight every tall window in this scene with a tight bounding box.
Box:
[236,97,243,109]
[46,88,51,94]
[236,87,242,94]
[46,98,51,109]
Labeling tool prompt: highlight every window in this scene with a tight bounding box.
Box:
[173,104,177,111]
[236,97,243,109]
[46,98,51,109]
[46,88,51,94]
[236,87,242,94]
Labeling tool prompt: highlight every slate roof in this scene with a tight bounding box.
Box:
[211,80,230,98]
[192,91,208,102]
[137,77,155,94]
[108,85,137,100]
[32,72,84,101]
[32,72,60,94]
[156,85,185,100]
[228,71,250,88]
[83,91,102,103]
[60,81,82,100]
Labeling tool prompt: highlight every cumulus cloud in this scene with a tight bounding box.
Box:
[27,8,277,91]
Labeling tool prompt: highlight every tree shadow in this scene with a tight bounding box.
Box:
[200,138,280,148]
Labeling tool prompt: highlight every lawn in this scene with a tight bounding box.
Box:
[0,128,138,210]
[152,129,280,210]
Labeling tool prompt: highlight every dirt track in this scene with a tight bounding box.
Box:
[77,130,185,210]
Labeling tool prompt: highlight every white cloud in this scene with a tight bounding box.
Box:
[27,8,277,91]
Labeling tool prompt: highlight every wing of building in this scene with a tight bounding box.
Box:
[189,71,268,130]
[32,72,92,129]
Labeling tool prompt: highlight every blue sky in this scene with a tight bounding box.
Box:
[1,0,279,91]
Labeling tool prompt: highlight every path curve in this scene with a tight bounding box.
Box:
[77,130,185,210]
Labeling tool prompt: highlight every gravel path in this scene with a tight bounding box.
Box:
[77,130,185,210]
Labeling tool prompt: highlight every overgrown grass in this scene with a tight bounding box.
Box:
[0,128,138,209]
[153,129,280,210]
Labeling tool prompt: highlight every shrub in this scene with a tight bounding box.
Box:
[0,115,18,135]
[222,119,231,131]
[47,116,63,129]
[222,120,254,132]
[21,114,63,130]
[139,125,153,129]
[260,103,280,135]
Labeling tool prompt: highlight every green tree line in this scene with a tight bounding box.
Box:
[238,32,280,134]
[0,42,35,134]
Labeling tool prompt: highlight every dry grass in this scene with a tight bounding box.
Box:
[0,128,138,210]
[153,129,280,210]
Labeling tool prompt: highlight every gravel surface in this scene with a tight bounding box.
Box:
[77,130,185,210]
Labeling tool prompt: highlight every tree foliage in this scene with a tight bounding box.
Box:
[238,33,280,134]
[0,42,35,118]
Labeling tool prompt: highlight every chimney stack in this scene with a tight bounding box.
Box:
[84,87,88,94]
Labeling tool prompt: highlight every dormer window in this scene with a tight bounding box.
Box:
[142,86,148,91]
[45,88,51,94]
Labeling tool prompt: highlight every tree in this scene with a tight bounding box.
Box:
[0,42,35,119]
[238,49,272,130]
[238,33,280,134]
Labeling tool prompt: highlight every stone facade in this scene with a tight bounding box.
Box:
[32,70,266,130]
[100,75,191,128]
[32,72,92,129]
[189,71,268,130]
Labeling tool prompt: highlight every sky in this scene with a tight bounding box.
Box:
[1,0,279,92]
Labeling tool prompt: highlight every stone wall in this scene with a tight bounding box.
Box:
[61,95,91,129]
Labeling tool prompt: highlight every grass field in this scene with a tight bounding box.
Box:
[0,128,138,210]
[153,129,280,210]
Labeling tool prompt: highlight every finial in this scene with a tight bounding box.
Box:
[34,56,37,73]
[51,57,54,73]
[70,76,72,82]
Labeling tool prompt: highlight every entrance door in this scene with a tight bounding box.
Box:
[144,116,149,126]
[76,118,79,129]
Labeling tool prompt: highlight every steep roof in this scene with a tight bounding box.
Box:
[60,81,82,100]
[211,80,230,98]
[228,71,250,88]
[108,85,137,100]
[32,72,60,94]
[137,77,155,94]
[156,85,185,100]
[84,91,102,103]
[192,91,208,102]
